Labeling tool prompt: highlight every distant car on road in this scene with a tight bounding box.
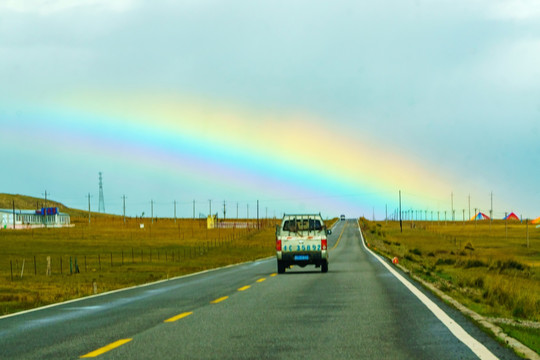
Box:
[275,214,331,273]
[340,214,346,221]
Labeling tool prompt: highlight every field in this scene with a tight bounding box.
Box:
[0,216,280,315]
[360,218,540,354]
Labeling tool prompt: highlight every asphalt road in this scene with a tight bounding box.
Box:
[0,220,520,359]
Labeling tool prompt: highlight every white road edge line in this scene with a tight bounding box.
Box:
[357,221,498,360]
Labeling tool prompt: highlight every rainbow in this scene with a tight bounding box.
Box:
[2,91,455,217]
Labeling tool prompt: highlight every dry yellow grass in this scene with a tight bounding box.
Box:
[1,212,337,316]
[0,216,278,315]
[360,218,540,321]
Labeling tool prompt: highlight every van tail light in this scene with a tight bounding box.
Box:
[276,239,282,251]
[321,239,327,250]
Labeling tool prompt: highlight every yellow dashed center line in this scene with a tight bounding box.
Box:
[80,339,132,358]
[164,311,193,323]
[238,285,251,291]
[331,222,347,250]
[270,273,277,277]
[256,278,266,283]
[211,296,229,304]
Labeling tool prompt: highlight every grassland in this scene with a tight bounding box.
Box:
[1,205,338,317]
[360,218,540,354]
[0,216,280,315]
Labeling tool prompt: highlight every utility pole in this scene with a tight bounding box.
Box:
[122,195,127,224]
[399,190,402,233]
[490,191,493,226]
[87,193,91,225]
[468,194,471,220]
[42,191,48,227]
[223,201,226,219]
[98,172,105,213]
[451,192,454,221]
[12,200,16,229]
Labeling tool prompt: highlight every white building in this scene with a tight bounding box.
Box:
[0,208,71,229]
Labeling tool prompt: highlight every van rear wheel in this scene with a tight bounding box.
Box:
[321,261,328,273]
[277,260,286,274]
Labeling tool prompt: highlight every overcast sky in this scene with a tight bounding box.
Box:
[1,0,539,219]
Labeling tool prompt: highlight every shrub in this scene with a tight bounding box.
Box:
[461,259,488,269]
[435,258,456,266]
[489,259,529,273]
[409,248,422,256]
[472,277,484,289]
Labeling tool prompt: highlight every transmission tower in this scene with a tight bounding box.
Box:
[98,172,105,213]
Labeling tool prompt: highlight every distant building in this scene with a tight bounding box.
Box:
[0,207,71,229]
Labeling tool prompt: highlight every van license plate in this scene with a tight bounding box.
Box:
[294,255,309,261]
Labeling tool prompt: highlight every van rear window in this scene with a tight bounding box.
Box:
[283,219,322,231]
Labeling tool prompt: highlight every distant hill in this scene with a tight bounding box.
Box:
[0,193,101,218]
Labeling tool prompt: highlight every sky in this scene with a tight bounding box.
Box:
[0,0,539,220]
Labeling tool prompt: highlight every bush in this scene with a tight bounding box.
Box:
[435,258,456,266]
[472,277,484,289]
[461,259,488,269]
[409,248,422,256]
[489,259,529,273]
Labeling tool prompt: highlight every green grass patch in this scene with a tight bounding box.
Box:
[497,323,540,355]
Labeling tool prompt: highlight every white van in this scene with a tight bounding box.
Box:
[275,214,331,273]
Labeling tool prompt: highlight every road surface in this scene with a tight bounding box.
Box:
[0,220,520,359]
